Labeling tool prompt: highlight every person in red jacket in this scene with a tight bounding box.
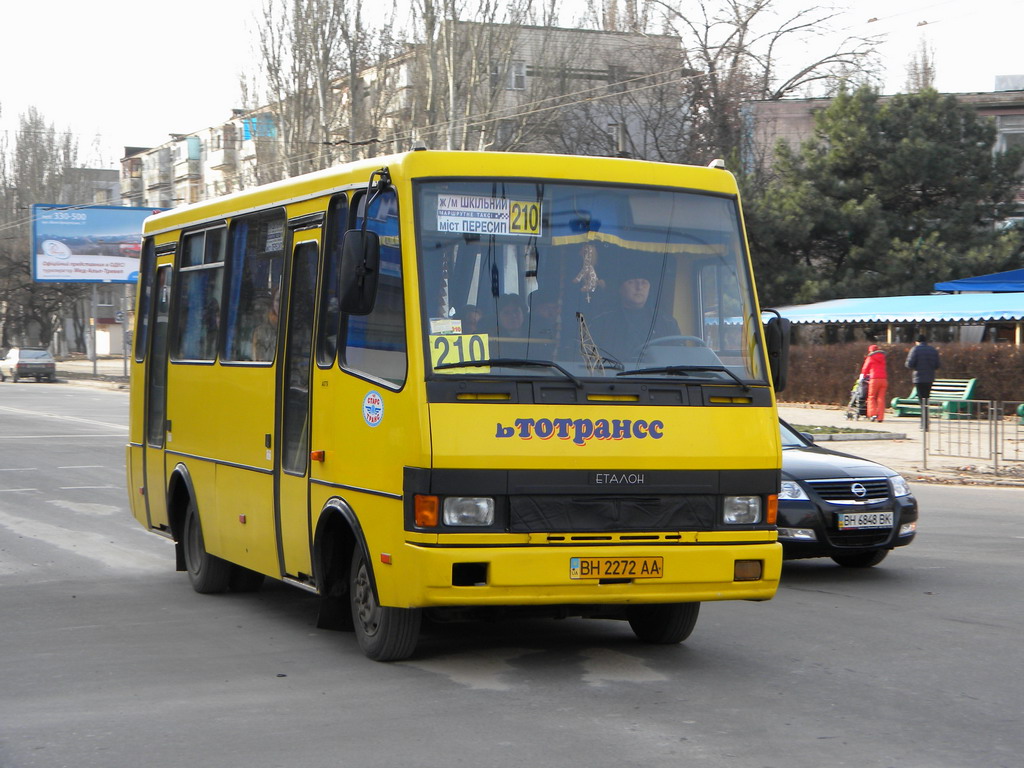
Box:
[860,344,889,422]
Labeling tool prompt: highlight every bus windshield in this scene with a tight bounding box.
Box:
[416,179,767,383]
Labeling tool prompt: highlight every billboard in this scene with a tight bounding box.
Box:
[31,204,164,284]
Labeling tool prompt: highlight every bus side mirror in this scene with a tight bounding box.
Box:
[338,229,380,316]
[764,315,791,392]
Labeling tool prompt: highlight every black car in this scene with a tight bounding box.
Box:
[777,419,917,567]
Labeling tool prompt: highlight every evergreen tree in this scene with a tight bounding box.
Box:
[746,86,1024,307]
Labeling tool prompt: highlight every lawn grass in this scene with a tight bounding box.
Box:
[790,423,883,435]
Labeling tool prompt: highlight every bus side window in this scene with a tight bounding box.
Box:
[317,193,348,367]
[339,189,406,387]
[222,210,286,363]
[171,227,225,362]
[134,238,158,363]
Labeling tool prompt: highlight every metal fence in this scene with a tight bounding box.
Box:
[923,399,1024,475]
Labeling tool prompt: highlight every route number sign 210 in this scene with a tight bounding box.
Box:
[429,334,491,373]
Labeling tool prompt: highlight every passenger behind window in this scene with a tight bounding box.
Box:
[456,304,483,334]
[591,271,680,364]
[250,288,280,362]
[201,297,220,359]
[494,294,529,358]
[527,288,560,345]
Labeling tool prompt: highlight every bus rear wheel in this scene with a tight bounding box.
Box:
[183,500,231,594]
[626,602,700,644]
[349,548,421,661]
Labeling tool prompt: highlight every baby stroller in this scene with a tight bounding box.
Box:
[845,375,868,420]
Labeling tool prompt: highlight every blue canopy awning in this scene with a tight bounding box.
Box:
[934,268,1024,293]
[771,293,1024,324]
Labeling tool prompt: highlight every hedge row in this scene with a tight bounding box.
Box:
[779,342,1024,406]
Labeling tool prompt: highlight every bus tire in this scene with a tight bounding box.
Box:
[228,565,265,592]
[626,602,700,644]
[183,499,231,594]
[349,547,421,661]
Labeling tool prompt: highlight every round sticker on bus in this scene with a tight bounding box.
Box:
[362,390,384,427]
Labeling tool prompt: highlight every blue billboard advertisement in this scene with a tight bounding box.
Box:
[31,204,163,284]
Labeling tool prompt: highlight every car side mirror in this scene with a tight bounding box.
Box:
[800,432,815,444]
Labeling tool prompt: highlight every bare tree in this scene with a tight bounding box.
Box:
[401,2,538,152]
[635,1,881,166]
[904,38,936,93]
[0,107,89,348]
[249,0,353,179]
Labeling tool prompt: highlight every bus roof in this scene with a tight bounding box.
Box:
[142,150,739,236]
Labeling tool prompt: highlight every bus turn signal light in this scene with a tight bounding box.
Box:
[310,450,325,462]
[414,495,439,527]
[767,494,778,525]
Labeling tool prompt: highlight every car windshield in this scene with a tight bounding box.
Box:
[779,420,808,448]
[19,349,52,360]
[416,180,767,383]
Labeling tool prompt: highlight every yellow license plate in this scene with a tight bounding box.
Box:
[569,557,664,579]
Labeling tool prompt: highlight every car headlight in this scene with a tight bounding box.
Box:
[777,527,817,541]
[443,497,495,526]
[890,475,912,498]
[779,479,809,501]
[723,495,762,524]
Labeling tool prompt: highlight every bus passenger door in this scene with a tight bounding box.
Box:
[277,238,319,579]
[143,265,173,530]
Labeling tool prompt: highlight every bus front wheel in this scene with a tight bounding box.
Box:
[349,548,421,661]
[183,499,231,594]
[626,602,700,644]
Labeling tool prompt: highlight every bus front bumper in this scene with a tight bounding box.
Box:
[378,539,782,608]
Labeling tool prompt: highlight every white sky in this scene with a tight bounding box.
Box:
[0,0,1020,169]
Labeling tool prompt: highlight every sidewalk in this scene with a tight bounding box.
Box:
[55,356,130,388]
[778,402,1024,487]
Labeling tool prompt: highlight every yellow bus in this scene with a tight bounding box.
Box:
[126,150,789,661]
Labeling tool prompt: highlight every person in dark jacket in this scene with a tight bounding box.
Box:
[860,344,889,422]
[906,335,941,401]
[591,273,680,364]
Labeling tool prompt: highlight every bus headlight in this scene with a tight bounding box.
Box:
[443,497,495,526]
[723,495,762,525]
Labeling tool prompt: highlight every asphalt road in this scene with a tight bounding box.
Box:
[1,382,1022,768]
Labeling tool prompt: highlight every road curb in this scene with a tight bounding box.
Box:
[807,432,908,442]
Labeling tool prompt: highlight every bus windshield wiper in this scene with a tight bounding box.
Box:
[616,364,749,390]
[435,358,583,388]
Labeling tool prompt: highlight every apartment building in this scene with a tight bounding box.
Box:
[120,23,686,208]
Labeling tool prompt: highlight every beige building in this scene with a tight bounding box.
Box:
[120,23,687,208]
[742,86,1024,204]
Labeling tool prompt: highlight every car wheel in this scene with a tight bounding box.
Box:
[349,546,421,661]
[11,373,18,383]
[831,549,888,568]
[626,602,700,644]
[182,499,231,593]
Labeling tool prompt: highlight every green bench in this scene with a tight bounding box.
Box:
[890,378,978,418]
